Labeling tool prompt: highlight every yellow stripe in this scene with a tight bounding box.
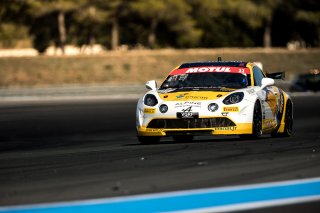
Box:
[278,93,290,133]
[137,123,252,136]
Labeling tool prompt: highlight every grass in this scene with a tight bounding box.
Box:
[0,48,319,88]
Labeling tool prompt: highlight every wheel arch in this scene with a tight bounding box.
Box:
[276,93,293,134]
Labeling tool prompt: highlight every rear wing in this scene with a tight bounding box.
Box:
[266,72,285,80]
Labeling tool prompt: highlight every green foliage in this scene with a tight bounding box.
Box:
[69,1,108,46]
[26,0,78,17]
[0,23,30,48]
[131,0,201,48]
[296,11,320,25]
[189,0,255,47]
[0,0,319,51]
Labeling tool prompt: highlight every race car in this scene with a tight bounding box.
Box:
[290,69,320,92]
[136,60,293,144]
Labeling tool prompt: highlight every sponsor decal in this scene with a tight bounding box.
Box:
[185,95,208,100]
[164,95,168,98]
[213,126,237,131]
[177,106,199,118]
[221,112,229,116]
[181,106,193,118]
[182,106,192,112]
[263,119,276,127]
[170,67,250,75]
[223,107,239,112]
[175,93,208,100]
[176,93,189,99]
[144,108,156,114]
[186,67,231,73]
[246,89,255,94]
[175,101,201,108]
[279,91,284,114]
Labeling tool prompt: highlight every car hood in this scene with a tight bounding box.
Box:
[158,91,231,101]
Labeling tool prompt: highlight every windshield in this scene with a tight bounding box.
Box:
[160,72,248,91]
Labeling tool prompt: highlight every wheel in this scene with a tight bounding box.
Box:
[137,136,160,144]
[172,135,194,142]
[240,101,262,139]
[271,100,293,137]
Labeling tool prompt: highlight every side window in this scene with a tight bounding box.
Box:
[253,66,265,86]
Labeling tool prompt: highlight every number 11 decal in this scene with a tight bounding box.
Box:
[239,69,245,73]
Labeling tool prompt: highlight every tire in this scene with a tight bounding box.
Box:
[240,101,262,139]
[137,136,160,144]
[172,135,194,142]
[271,100,293,137]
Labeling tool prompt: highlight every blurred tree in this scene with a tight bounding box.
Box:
[27,0,78,53]
[256,0,282,48]
[131,0,166,48]
[223,0,281,48]
[0,0,31,48]
[188,0,255,47]
[0,0,319,50]
[131,0,201,48]
[91,0,131,50]
[29,12,58,53]
[273,0,320,47]
[0,0,30,24]
[296,11,320,46]
[0,23,30,48]
[71,0,108,48]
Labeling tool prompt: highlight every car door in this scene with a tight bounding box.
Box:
[253,66,278,131]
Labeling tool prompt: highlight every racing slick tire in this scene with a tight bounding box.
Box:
[172,135,194,142]
[137,136,160,145]
[271,100,293,137]
[240,101,262,139]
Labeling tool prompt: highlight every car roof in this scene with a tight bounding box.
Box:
[179,61,248,69]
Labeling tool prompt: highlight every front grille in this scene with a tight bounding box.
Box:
[166,130,212,136]
[147,118,236,129]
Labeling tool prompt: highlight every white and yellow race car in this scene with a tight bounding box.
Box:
[136,61,293,144]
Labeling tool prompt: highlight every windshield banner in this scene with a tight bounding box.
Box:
[169,67,250,75]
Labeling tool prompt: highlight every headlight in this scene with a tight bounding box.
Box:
[159,104,168,113]
[223,92,244,105]
[144,94,158,106]
[208,103,218,112]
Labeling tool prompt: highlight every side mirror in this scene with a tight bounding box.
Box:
[145,80,157,91]
[261,77,274,89]
[266,72,285,80]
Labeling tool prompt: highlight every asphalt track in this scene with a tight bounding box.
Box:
[0,95,320,211]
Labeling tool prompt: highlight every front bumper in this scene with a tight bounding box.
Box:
[136,95,255,137]
[137,122,252,136]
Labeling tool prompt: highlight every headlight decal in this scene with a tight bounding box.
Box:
[144,94,158,106]
[223,92,244,105]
